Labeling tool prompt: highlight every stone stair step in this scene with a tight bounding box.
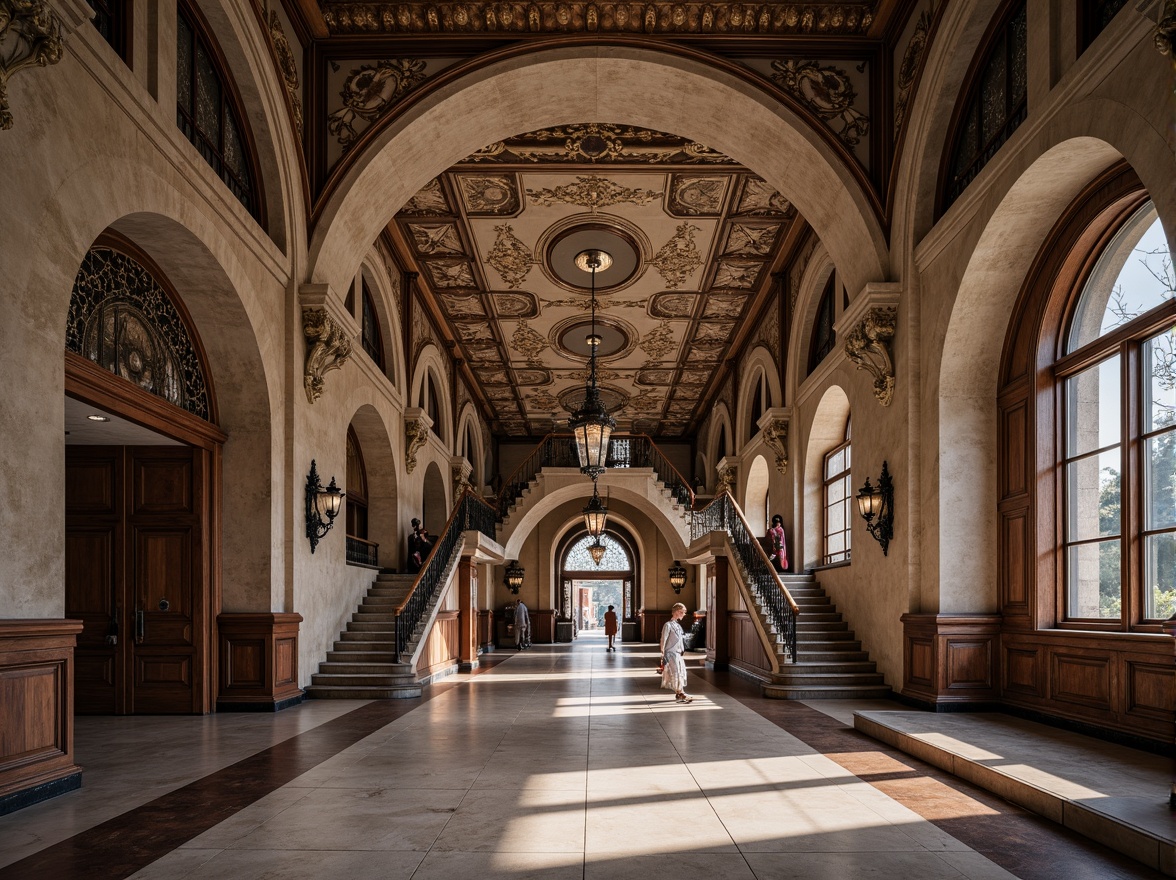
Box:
[311,672,418,687]
[327,651,401,662]
[353,612,397,622]
[770,672,886,687]
[339,631,397,643]
[347,621,399,632]
[317,662,413,675]
[762,683,892,700]
[779,661,879,674]
[304,684,421,700]
[796,620,849,632]
[795,650,869,662]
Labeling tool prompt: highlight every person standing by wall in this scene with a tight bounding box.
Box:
[769,514,788,573]
[513,599,531,650]
[660,602,692,702]
[604,604,618,652]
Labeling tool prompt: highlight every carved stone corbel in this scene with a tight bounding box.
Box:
[451,456,473,495]
[1157,0,1176,92]
[761,418,789,476]
[844,306,897,407]
[716,458,736,493]
[404,410,431,474]
[303,308,352,404]
[0,0,66,130]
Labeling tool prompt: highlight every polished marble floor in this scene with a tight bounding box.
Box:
[0,634,1164,879]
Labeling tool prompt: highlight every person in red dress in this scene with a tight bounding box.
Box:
[769,514,789,573]
[604,604,618,652]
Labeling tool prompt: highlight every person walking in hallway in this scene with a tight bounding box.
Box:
[604,604,618,652]
[660,602,692,702]
[513,599,530,650]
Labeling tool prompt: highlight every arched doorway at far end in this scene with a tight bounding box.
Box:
[556,528,637,643]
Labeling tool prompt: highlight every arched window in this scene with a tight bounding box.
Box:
[749,371,765,436]
[565,534,631,571]
[426,372,441,433]
[87,0,130,60]
[1059,202,1173,622]
[176,1,261,219]
[346,427,378,566]
[942,2,1027,210]
[823,416,852,564]
[808,275,837,374]
[361,278,384,370]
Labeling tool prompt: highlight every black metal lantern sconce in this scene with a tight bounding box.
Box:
[856,460,894,556]
[305,459,344,553]
[504,560,525,595]
[668,560,687,594]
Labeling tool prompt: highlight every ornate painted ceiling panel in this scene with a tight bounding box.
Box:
[391,124,796,437]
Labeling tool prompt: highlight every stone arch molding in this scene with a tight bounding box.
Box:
[308,45,889,297]
[802,384,850,567]
[737,346,782,447]
[409,343,453,448]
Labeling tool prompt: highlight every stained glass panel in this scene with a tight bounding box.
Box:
[565,534,630,571]
[194,42,221,145]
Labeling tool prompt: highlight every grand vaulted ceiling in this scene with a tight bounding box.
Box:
[274,0,932,436]
[387,124,800,436]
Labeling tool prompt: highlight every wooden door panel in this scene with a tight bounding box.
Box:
[66,455,118,515]
[133,528,194,643]
[131,455,194,515]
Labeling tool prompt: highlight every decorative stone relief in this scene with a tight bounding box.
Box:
[465,123,733,165]
[649,293,697,319]
[1158,0,1176,92]
[761,418,789,475]
[668,175,728,215]
[716,461,736,492]
[638,321,676,360]
[438,292,485,318]
[650,223,702,288]
[735,177,792,215]
[485,224,536,288]
[268,11,302,137]
[322,2,873,36]
[458,175,520,214]
[723,223,777,257]
[844,306,897,406]
[408,223,464,256]
[492,291,539,318]
[769,59,870,147]
[703,294,746,319]
[426,260,476,289]
[895,10,931,135]
[398,178,451,215]
[713,259,761,289]
[0,0,65,130]
[452,458,473,494]
[510,319,549,364]
[405,414,430,473]
[327,59,427,148]
[303,308,353,404]
[526,174,662,211]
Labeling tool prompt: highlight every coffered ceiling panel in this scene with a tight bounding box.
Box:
[390,123,799,437]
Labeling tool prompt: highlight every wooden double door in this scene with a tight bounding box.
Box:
[66,446,210,714]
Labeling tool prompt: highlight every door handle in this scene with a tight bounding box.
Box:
[135,609,145,644]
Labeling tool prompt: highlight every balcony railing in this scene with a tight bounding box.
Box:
[346,536,379,567]
[692,490,798,663]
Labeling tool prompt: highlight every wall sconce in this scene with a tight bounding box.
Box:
[305,459,344,553]
[668,561,687,594]
[856,460,894,556]
[504,560,525,594]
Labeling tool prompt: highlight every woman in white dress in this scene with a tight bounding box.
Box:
[660,602,692,703]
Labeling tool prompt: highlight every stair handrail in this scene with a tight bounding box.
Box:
[691,489,799,662]
[494,433,695,520]
[393,487,497,661]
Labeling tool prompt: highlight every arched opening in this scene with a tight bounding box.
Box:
[557,527,637,640]
[346,406,399,570]
[421,461,448,537]
[803,386,851,569]
[745,455,770,537]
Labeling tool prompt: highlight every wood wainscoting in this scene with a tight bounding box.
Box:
[531,609,555,644]
[728,609,773,680]
[216,613,303,711]
[477,609,494,653]
[639,609,672,645]
[0,620,84,815]
[900,614,1002,705]
[418,611,460,681]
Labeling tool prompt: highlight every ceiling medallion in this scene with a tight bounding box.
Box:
[527,175,662,212]
[540,215,648,293]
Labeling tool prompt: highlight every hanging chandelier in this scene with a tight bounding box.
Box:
[568,248,616,480]
[582,481,609,538]
[589,538,607,566]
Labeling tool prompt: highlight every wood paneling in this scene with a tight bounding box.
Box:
[907,638,934,687]
[1001,512,1030,613]
[900,615,1001,704]
[946,640,993,690]
[728,610,771,676]
[1051,652,1112,711]
[418,611,460,679]
[477,609,494,651]
[530,609,554,644]
[1000,400,1028,498]
[216,613,303,710]
[640,610,672,645]
[0,620,83,811]
[1125,662,1175,720]
[1003,646,1041,696]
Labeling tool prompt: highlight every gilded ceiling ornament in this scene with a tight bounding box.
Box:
[735,177,793,215]
[638,320,677,360]
[526,174,662,212]
[409,223,465,256]
[510,319,549,364]
[303,308,353,404]
[649,293,697,319]
[481,368,511,385]
[512,368,551,385]
[1158,0,1176,93]
[622,389,664,413]
[328,59,427,148]
[267,11,303,137]
[405,416,429,473]
[693,322,733,346]
[465,342,501,363]
[485,224,536,288]
[713,259,762,289]
[844,305,897,406]
[399,178,451,215]
[566,366,619,383]
[322,2,872,36]
[723,223,778,257]
[458,175,520,214]
[463,123,733,165]
[635,368,675,385]
[491,292,539,318]
[769,59,870,147]
[668,176,728,215]
[762,418,789,475]
[680,368,710,385]
[703,294,745,319]
[525,389,561,411]
[456,321,492,342]
[0,0,64,130]
[426,260,476,289]
[439,293,485,318]
[894,10,931,135]
[650,222,702,288]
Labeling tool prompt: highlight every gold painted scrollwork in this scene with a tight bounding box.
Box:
[843,306,897,407]
[405,417,429,474]
[1158,0,1176,94]
[716,461,735,492]
[762,418,789,476]
[303,308,353,404]
[0,0,65,130]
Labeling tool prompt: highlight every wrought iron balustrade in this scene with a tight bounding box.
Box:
[394,489,497,661]
[346,536,379,567]
[691,491,798,663]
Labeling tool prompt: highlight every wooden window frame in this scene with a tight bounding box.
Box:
[808,275,837,375]
[360,277,385,370]
[822,420,852,566]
